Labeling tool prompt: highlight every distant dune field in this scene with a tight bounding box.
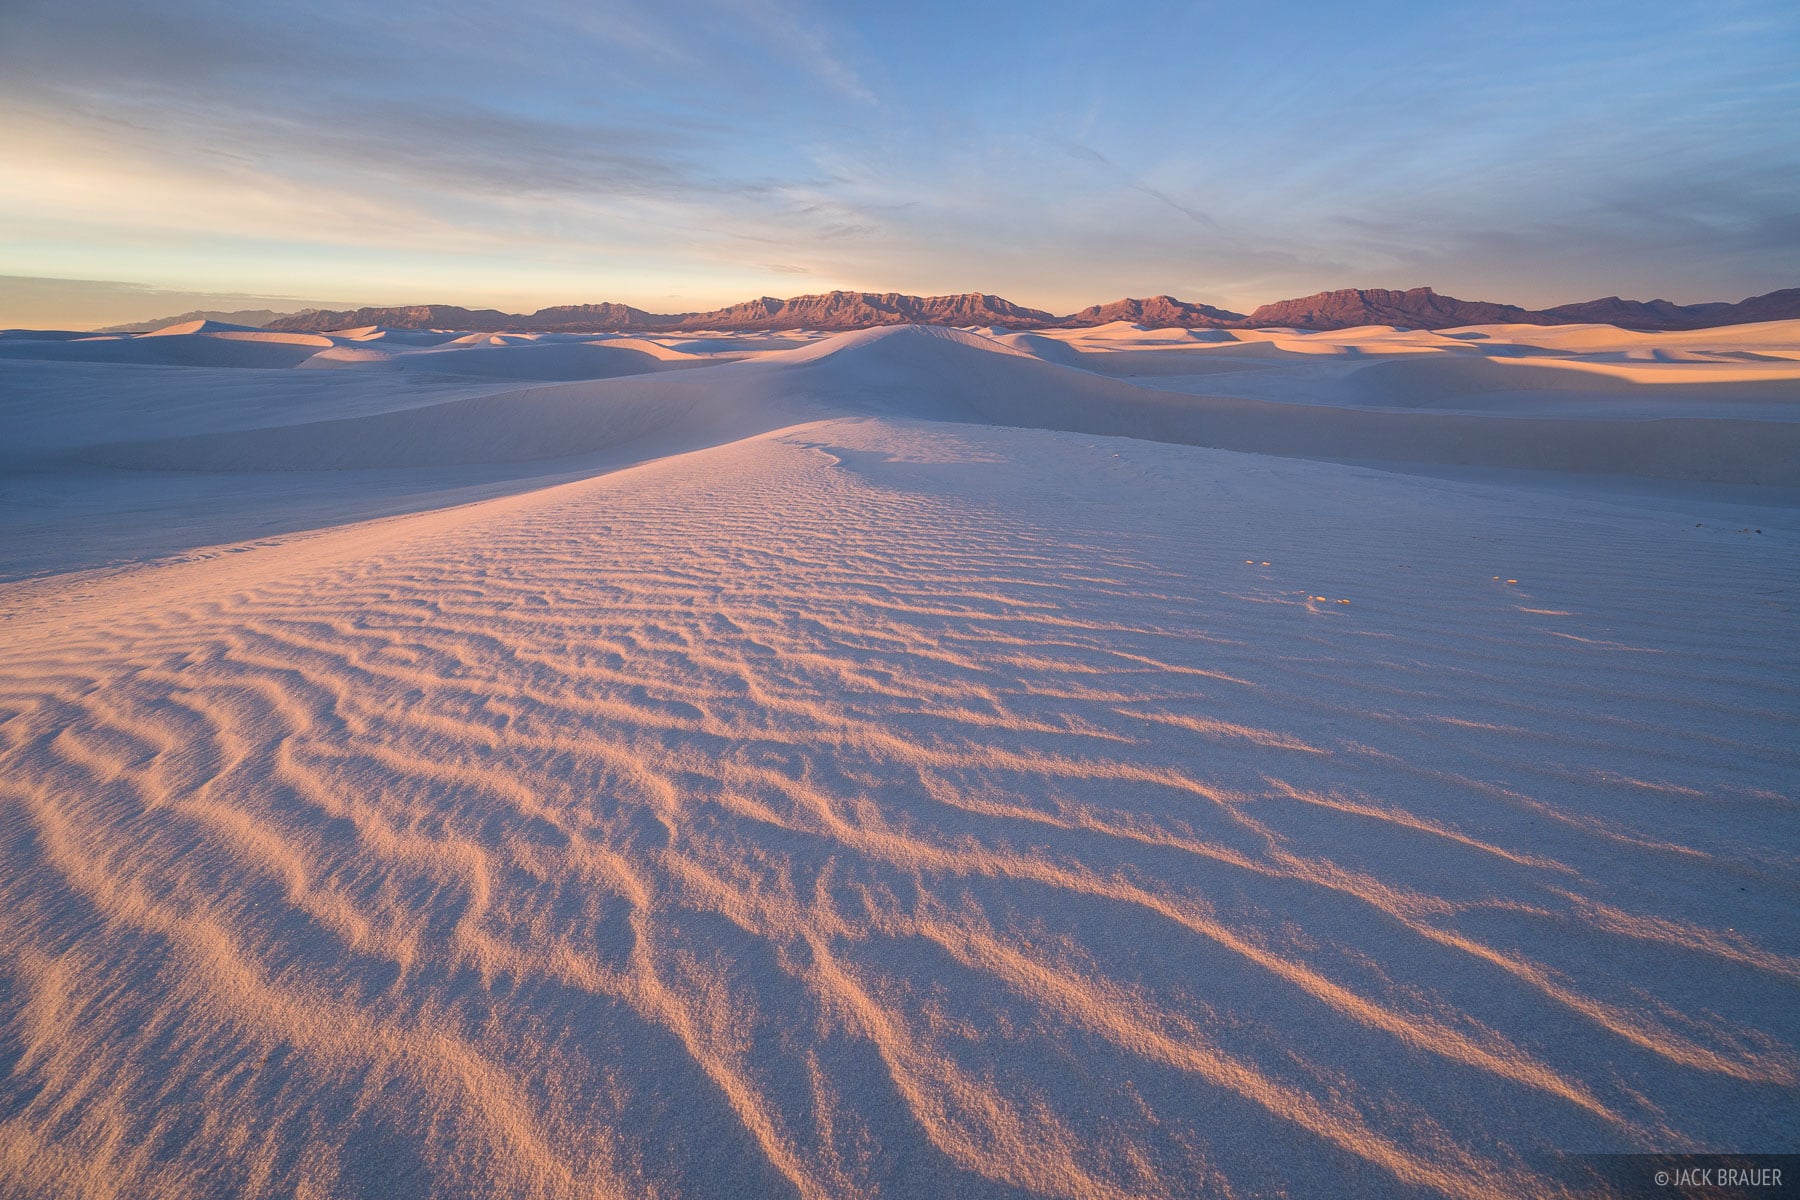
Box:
[1,319,1796,1198]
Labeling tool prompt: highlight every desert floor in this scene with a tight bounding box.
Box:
[1,318,1796,1198]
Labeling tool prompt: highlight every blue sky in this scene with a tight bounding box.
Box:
[2,0,1795,326]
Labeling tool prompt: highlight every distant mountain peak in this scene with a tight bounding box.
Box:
[1244,287,1533,330]
[263,304,514,332]
[1062,296,1245,327]
[96,308,292,334]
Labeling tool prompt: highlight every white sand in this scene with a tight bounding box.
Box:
[0,320,1796,1198]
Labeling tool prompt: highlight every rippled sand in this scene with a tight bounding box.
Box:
[1,324,1796,1197]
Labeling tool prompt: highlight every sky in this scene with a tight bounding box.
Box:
[2,0,1796,328]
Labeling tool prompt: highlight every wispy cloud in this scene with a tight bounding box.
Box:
[721,0,878,105]
[1056,141,1218,229]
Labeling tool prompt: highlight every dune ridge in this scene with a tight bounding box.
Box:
[33,325,1795,488]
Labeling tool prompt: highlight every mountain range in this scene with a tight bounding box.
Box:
[239,285,1797,335]
[98,308,291,333]
[1236,287,1800,331]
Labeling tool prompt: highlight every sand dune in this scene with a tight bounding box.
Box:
[1,362,512,464]
[0,327,699,379]
[329,327,468,346]
[1485,357,1800,386]
[76,362,817,473]
[15,323,1797,548]
[1446,319,1800,354]
[992,331,1085,365]
[350,341,681,382]
[0,330,334,370]
[300,338,690,382]
[1343,355,1800,418]
[772,327,1800,485]
[0,319,1795,1198]
[589,337,714,362]
[0,329,93,342]
[140,318,265,336]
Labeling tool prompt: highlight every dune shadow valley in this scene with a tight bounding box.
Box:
[0,313,1796,1200]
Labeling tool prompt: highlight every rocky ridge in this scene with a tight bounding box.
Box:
[258,286,1800,334]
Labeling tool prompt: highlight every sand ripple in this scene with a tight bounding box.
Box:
[1,422,1795,1198]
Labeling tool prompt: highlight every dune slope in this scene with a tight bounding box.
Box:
[71,326,1800,486]
[1,416,1795,1199]
[770,327,1800,486]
